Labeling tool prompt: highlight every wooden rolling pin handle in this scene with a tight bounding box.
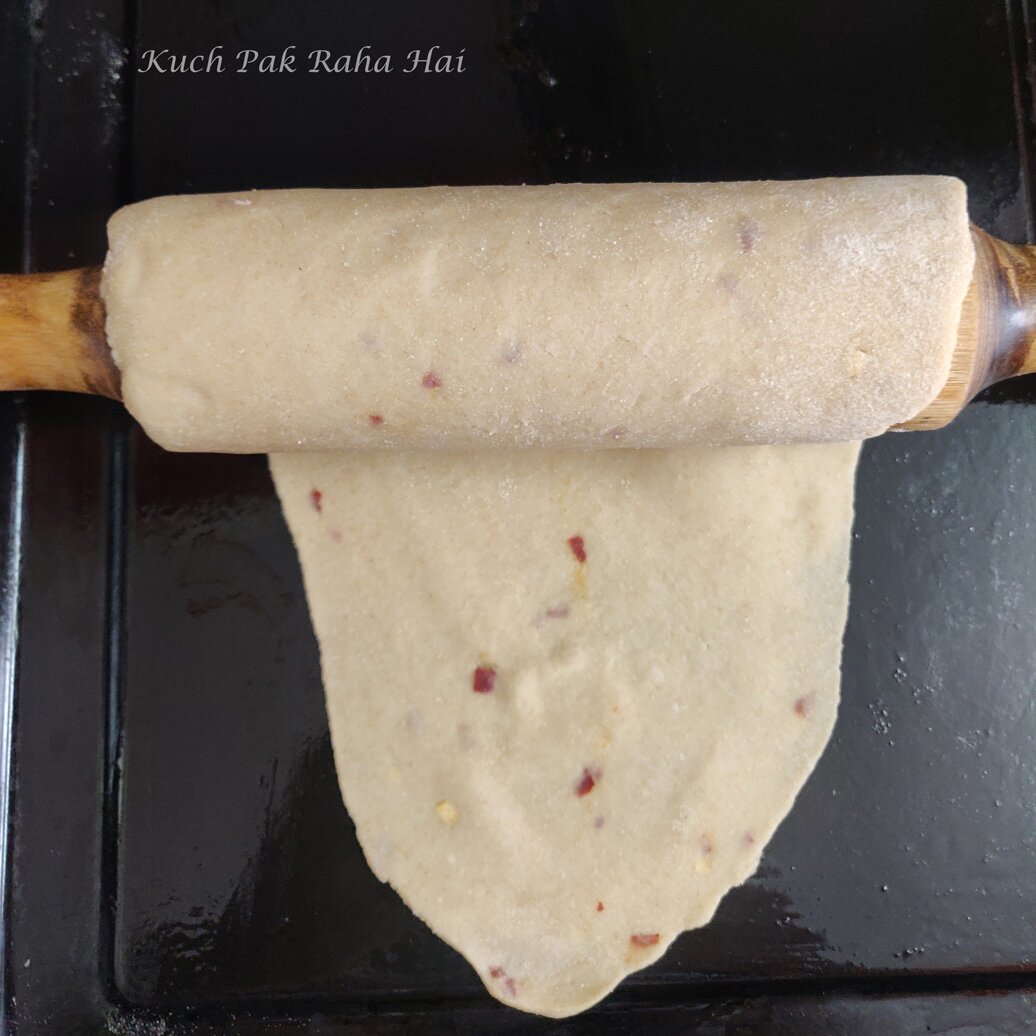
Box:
[900,226,1036,430]
[975,229,1036,382]
[0,266,121,400]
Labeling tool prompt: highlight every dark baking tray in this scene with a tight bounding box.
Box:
[3,1,1036,1032]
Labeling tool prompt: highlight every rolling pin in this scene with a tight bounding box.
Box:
[0,178,1032,450]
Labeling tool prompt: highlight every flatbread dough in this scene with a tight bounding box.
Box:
[105,177,967,1013]
[270,442,860,1017]
[103,177,972,453]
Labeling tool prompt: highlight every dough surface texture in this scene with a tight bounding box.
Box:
[270,442,860,1017]
[104,177,972,453]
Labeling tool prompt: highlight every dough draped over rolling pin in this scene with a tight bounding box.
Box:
[103,177,973,453]
[269,442,860,1017]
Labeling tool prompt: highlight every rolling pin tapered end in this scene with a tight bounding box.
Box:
[899,226,1036,430]
[0,266,121,400]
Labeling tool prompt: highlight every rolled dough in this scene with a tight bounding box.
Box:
[108,177,956,1012]
[270,442,860,1017]
[103,177,972,453]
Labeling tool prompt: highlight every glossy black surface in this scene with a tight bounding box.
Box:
[4,1,1036,1033]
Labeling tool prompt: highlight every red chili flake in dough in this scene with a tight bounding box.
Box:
[742,831,756,847]
[329,529,343,544]
[421,371,442,389]
[593,815,605,829]
[794,695,810,717]
[701,835,713,855]
[575,767,598,797]
[489,966,517,997]
[369,414,384,426]
[596,901,604,912]
[472,666,497,693]
[738,217,761,253]
[630,933,660,947]
[533,604,571,629]
[567,535,587,563]
[309,489,323,513]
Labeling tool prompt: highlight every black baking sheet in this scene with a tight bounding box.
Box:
[3,2,1036,1033]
